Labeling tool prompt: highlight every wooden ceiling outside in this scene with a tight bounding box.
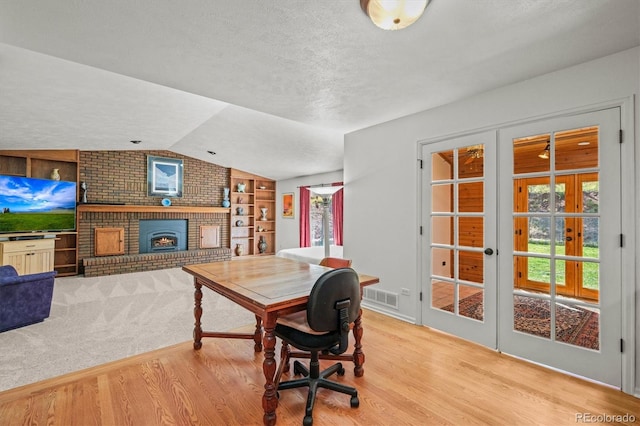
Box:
[433,127,599,178]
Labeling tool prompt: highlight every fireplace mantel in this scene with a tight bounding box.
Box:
[78,205,230,214]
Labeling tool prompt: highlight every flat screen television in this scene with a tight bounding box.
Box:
[0,175,77,234]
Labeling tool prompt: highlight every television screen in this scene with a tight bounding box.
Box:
[0,175,77,234]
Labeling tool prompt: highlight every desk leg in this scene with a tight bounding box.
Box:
[262,314,278,425]
[193,280,203,350]
[352,308,365,377]
[254,315,263,352]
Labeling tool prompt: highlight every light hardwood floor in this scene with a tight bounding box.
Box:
[0,309,638,425]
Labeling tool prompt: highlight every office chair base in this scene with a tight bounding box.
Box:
[278,360,358,426]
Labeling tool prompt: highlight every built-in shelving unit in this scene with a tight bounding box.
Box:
[230,169,276,258]
[0,150,80,276]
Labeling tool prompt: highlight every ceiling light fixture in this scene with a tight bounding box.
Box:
[207,150,216,155]
[538,142,550,159]
[130,140,142,144]
[360,0,430,30]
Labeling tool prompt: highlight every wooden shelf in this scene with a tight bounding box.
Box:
[230,169,276,258]
[78,205,231,214]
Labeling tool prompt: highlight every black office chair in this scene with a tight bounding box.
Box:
[275,267,361,426]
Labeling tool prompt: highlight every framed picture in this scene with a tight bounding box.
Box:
[282,192,294,218]
[147,155,183,197]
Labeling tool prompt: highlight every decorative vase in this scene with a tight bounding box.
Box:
[80,182,88,203]
[260,207,268,221]
[235,243,243,256]
[237,183,246,193]
[235,219,244,227]
[222,187,230,208]
[258,236,267,254]
[50,168,60,181]
[236,206,244,215]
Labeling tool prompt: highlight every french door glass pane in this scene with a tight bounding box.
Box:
[432,150,454,180]
[459,286,483,321]
[528,184,551,213]
[581,260,600,292]
[458,250,483,284]
[432,247,453,279]
[555,303,600,350]
[458,144,484,179]
[432,216,453,245]
[432,279,454,310]
[514,295,551,339]
[555,127,599,171]
[459,182,483,212]
[582,180,599,213]
[513,134,551,174]
[458,217,483,248]
[432,184,453,213]
[528,217,550,251]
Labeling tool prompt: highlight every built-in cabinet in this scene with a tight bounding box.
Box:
[200,225,221,248]
[94,228,125,256]
[230,169,276,258]
[0,238,55,275]
[0,150,80,276]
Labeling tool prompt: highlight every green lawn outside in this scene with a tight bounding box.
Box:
[526,242,599,290]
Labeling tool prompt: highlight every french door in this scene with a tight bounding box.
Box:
[421,108,622,387]
[499,108,621,387]
[421,131,497,348]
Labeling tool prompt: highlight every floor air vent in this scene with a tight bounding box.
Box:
[363,287,399,309]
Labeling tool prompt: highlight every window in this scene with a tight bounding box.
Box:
[310,193,334,247]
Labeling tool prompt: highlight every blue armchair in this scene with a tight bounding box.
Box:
[0,265,57,332]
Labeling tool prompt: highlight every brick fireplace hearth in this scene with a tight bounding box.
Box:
[78,205,231,277]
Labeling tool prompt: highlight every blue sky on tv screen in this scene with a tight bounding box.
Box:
[0,176,76,212]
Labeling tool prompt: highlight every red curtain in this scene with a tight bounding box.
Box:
[299,186,311,247]
[332,183,344,246]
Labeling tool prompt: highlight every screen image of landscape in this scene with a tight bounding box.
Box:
[0,175,77,233]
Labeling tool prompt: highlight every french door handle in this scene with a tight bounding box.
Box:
[484,248,494,255]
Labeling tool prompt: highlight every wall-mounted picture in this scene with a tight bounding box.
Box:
[282,192,294,218]
[147,155,183,197]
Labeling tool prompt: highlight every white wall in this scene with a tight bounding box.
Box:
[275,170,343,251]
[345,47,639,391]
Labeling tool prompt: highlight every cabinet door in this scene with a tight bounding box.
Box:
[25,250,54,274]
[95,228,125,256]
[200,225,221,248]
[3,252,25,275]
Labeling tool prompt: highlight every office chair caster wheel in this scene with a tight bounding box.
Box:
[337,366,345,376]
[293,362,305,376]
[303,415,313,426]
[350,395,359,408]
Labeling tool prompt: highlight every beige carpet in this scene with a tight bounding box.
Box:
[0,267,255,392]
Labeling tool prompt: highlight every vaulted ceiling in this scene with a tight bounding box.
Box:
[0,0,638,180]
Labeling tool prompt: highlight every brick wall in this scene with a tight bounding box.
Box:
[78,150,232,276]
[79,150,229,206]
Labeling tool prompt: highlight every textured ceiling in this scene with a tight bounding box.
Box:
[0,0,638,180]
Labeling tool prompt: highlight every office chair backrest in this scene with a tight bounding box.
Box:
[306,268,360,334]
[319,257,352,268]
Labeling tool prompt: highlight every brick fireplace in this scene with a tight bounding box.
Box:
[78,205,231,277]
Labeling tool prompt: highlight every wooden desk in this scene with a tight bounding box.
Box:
[182,256,379,426]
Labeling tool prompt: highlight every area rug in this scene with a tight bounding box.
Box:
[442,293,600,350]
